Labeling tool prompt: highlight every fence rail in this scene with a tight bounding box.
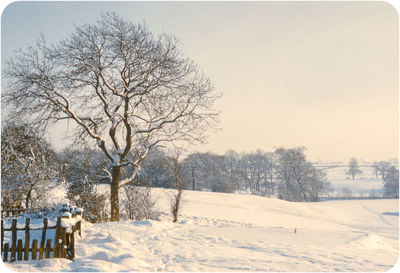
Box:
[1,213,82,262]
[1,208,54,217]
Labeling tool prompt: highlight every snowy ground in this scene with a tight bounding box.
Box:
[3,188,399,272]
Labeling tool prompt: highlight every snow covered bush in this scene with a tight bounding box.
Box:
[66,178,108,223]
[62,149,109,223]
[122,185,157,220]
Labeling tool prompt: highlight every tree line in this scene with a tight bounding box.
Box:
[2,122,399,222]
[138,147,332,202]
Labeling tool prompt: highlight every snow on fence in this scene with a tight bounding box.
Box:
[1,206,81,218]
[1,212,82,262]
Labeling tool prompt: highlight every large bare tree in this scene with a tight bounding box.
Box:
[3,13,219,221]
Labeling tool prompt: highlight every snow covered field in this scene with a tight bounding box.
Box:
[3,188,399,272]
[316,164,385,196]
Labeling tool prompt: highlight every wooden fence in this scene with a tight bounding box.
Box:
[1,207,69,218]
[1,216,82,262]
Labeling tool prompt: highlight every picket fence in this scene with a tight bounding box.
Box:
[1,213,82,262]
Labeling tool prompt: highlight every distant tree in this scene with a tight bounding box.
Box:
[3,13,219,221]
[372,161,392,180]
[181,152,232,193]
[308,168,332,201]
[274,147,331,202]
[383,166,399,198]
[182,153,203,191]
[138,148,172,188]
[236,152,250,192]
[346,158,362,180]
[245,150,268,194]
[1,123,59,210]
[206,154,233,193]
[340,187,353,199]
[224,150,243,192]
[264,152,277,196]
[235,150,277,195]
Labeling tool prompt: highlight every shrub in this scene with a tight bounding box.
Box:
[121,185,157,220]
[66,178,108,223]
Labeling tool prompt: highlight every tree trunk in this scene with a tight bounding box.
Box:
[25,183,35,209]
[25,189,32,209]
[191,167,195,191]
[110,166,121,221]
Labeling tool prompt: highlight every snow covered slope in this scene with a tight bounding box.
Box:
[4,189,399,272]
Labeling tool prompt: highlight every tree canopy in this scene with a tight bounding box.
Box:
[3,13,219,220]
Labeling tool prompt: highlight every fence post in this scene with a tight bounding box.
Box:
[40,217,48,249]
[77,220,82,237]
[53,240,58,258]
[32,239,38,260]
[39,243,44,260]
[70,229,75,260]
[24,218,30,261]
[55,217,61,243]
[3,242,9,262]
[45,239,51,259]
[11,219,17,262]
[17,239,23,261]
[60,227,67,258]
[1,220,4,252]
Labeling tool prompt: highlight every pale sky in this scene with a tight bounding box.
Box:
[1,1,398,162]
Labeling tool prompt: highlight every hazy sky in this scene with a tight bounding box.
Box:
[1,1,398,162]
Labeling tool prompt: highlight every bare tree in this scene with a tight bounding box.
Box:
[274,147,331,202]
[1,123,60,210]
[224,150,243,192]
[168,152,187,223]
[372,161,392,180]
[346,158,362,180]
[245,150,269,194]
[3,13,219,221]
[264,152,277,196]
[182,153,202,191]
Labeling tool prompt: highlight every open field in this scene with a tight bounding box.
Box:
[4,188,399,272]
